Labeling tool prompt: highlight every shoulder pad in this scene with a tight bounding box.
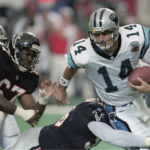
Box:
[120,24,144,46]
[68,38,90,68]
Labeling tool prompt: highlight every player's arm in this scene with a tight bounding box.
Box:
[88,121,150,148]
[130,26,150,93]
[20,80,56,126]
[0,94,40,127]
[54,39,86,105]
[140,26,150,66]
[54,66,78,105]
[19,94,42,126]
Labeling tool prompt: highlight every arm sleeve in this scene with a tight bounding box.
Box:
[140,26,150,65]
[67,39,89,68]
[88,121,146,148]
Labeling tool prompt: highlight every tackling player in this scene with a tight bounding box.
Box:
[5,98,150,150]
[54,8,150,150]
[0,31,52,149]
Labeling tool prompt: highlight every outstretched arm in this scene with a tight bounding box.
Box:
[88,121,150,148]
[19,80,56,126]
[0,94,40,127]
[54,66,78,105]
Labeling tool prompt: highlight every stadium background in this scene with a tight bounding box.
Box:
[0,0,150,149]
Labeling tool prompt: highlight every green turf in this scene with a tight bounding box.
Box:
[5,114,123,150]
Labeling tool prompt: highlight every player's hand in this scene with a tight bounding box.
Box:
[15,107,40,127]
[129,77,150,93]
[40,80,57,98]
[54,83,69,105]
[38,80,57,105]
[26,110,40,127]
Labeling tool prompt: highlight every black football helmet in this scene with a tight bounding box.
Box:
[0,25,8,46]
[11,32,41,72]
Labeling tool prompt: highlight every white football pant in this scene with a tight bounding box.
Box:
[0,113,20,149]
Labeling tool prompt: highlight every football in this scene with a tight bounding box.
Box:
[128,66,150,86]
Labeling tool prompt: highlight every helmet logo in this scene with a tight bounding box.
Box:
[130,41,140,52]
[92,108,104,121]
[109,13,118,25]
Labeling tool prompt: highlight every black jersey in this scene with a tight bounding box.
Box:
[39,101,110,150]
[0,44,39,101]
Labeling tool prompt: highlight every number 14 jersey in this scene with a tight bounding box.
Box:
[67,24,150,106]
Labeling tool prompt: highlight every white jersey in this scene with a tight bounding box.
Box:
[67,24,150,106]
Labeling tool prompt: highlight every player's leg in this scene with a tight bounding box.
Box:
[0,114,20,149]
[0,111,5,126]
[115,101,150,150]
[105,99,150,150]
[5,127,42,150]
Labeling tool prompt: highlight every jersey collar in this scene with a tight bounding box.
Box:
[91,34,121,60]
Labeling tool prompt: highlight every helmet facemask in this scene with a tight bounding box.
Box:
[12,32,41,72]
[14,47,40,72]
[89,8,119,52]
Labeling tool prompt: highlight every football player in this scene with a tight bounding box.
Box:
[54,8,150,150]
[0,32,54,149]
[5,98,150,150]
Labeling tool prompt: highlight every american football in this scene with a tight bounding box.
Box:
[128,66,150,86]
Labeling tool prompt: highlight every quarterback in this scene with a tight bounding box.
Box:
[54,8,150,150]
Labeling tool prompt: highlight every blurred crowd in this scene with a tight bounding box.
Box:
[0,0,150,101]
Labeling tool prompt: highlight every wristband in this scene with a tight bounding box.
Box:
[145,137,150,147]
[59,76,70,87]
[15,106,35,121]
[38,89,49,105]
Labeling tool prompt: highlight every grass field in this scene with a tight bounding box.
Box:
[0,106,124,150]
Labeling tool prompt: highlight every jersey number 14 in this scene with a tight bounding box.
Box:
[98,59,133,93]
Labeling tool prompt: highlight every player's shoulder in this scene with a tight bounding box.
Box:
[119,24,146,45]
[120,24,145,38]
[70,38,90,51]
[69,38,92,67]
[120,24,143,31]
